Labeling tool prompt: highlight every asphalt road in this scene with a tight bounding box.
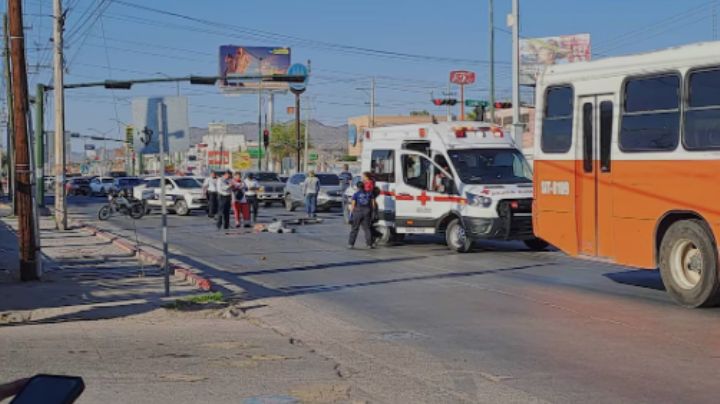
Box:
[68,195,720,403]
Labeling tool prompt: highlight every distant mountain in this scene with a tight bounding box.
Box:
[189,120,348,153]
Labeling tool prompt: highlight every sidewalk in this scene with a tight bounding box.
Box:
[0,205,369,403]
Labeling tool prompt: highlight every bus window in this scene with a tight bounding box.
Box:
[684,68,720,150]
[541,85,574,153]
[599,101,613,172]
[619,74,680,152]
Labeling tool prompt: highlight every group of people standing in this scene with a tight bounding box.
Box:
[202,171,260,230]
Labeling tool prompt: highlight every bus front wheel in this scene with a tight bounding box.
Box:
[659,219,720,308]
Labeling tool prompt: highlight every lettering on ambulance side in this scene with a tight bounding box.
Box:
[540,180,570,196]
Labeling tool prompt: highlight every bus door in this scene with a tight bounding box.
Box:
[576,95,614,257]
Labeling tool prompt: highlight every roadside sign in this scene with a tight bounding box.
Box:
[450,70,476,85]
[287,63,309,94]
[247,147,266,159]
[232,151,252,170]
[465,100,488,107]
[309,152,318,161]
[287,106,295,115]
[84,144,95,150]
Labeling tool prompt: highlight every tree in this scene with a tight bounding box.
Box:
[409,110,430,116]
[268,122,310,168]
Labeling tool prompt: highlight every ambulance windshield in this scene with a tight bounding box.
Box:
[447,148,532,185]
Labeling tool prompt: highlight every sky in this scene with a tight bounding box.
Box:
[1,0,719,151]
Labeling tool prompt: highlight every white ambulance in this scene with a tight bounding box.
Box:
[360,121,546,252]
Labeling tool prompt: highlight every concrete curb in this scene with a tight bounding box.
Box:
[77,221,213,292]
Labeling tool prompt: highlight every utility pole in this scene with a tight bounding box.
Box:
[35,84,44,207]
[257,74,262,171]
[53,0,67,230]
[370,77,375,128]
[267,93,274,171]
[294,93,301,171]
[157,102,169,297]
[446,82,452,122]
[303,99,310,172]
[489,0,496,123]
[511,0,522,146]
[3,14,15,213]
[8,0,38,280]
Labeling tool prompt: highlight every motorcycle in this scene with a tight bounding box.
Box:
[98,190,145,220]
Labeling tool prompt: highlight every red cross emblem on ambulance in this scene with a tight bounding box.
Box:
[417,191,431,206]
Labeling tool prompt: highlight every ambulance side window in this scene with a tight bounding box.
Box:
[402,155,432,191]
[371,149,395,182]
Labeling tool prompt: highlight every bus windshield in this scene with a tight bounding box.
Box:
[447,148,532,185]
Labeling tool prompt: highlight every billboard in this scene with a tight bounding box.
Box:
[131,97,190,154]
[231,151,252,170]
[520,34,591,85]
[219,46,291,93]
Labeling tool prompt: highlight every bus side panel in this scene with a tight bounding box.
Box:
[533,159,578,255]
[611,160,720,268]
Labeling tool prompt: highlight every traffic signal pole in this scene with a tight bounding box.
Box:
[489,0,496,123]
[511,0,522,146]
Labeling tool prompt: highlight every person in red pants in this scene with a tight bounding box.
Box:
[232,172,250,228]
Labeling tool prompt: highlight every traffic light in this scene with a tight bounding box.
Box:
[432,98,458,106]
[263,129,270,148]
[125,126,134,146]
[494,101,512,109]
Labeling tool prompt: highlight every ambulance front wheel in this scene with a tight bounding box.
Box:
[374,225,394,246]
[446,218,472,253]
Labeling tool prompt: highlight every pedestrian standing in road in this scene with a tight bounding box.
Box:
[203,171,218,219]
[302,170,320,218]
[232,172,250,228]
[362,171,380,245]
[244,172,260,223]
[348,181,374,249]
[215,170,232,230]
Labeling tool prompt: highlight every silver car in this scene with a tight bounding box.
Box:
[284,173,343,212]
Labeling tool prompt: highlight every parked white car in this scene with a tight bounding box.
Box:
[89,177,115,196]
[133,176,207,216]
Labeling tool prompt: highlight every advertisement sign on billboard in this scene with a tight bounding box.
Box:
[219,46,291,93]
[131,97,190,154]
[232,151,252,170]
[450,71,476,85]
[207,150,229,166]
[520,34,591,85]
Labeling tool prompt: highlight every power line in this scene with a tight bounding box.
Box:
[110,0,508,67]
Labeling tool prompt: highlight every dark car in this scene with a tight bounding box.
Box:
[243,171,286,206]
[113,177,145,195]
[65,177,91,196]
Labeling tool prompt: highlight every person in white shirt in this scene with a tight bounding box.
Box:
[202,171,218,219]
[244,173,260,223]
[215,171,232,230]
[302,171,321,218]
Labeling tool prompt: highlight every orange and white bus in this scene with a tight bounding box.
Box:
[533,41,720,307]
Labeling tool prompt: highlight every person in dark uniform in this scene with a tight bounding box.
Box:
[215,171,232,230]
[348,181,374,249]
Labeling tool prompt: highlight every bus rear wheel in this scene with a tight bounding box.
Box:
[659,219,720,308]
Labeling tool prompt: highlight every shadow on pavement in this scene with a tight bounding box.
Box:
[603,269,665,291]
